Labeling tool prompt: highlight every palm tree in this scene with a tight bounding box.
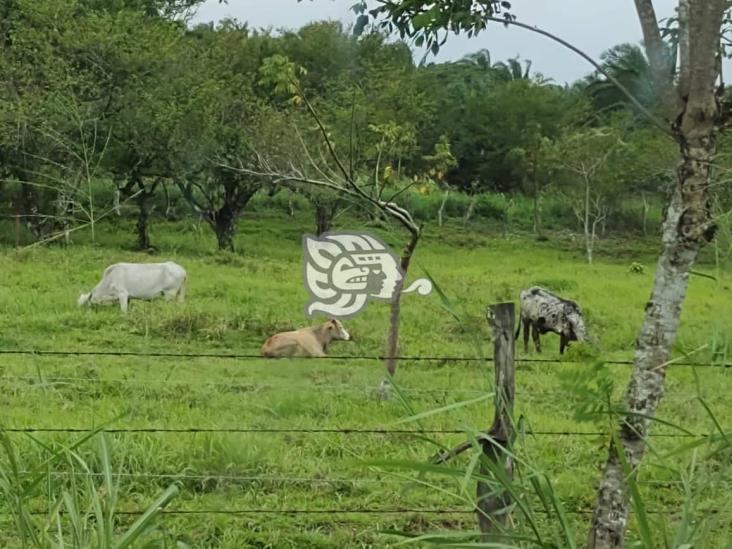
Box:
[583,43,668,115]
[492,57,531,81]
[459,48,495,71]
[460,50,551,84]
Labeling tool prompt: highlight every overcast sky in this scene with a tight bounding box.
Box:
[191,1,684,85]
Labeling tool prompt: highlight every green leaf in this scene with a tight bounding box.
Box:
[411,12,432,30]
[393,392,494,425]
[114,484,180,549]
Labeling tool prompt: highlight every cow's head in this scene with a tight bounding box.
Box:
[77,292,92,307]
[326,318,351,341]
[567,309,587,342]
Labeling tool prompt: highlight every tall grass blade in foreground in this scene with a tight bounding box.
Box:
[0,430,180,548]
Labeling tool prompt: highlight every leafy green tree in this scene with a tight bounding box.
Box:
[0,0,116,242]
[367,121,418,186]
[96,9,186,249]
[422,134,457,226]
[612,125,676,234]
[547,127,624,263]
[171,21,282,252]
[269,25,432,232]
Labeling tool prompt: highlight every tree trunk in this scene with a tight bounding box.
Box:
[54,191,74,246]
[113,188,121,216]
[588,2,724,541]
[161,181,172,220]
[584,176,593,264]
[464,194,478,223]
[587,80,720,549]
[380,230,420,398]
[214,207,236,252]
[532,156,542,237]
[136,191,152,250]
[19,181,45,240]
[438,189,449,227]
[641,192,649,236]
[315,202,332,235]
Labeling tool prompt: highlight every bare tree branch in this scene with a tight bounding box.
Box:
[22,189,142,249]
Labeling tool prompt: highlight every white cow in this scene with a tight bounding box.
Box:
[78,261,187,313]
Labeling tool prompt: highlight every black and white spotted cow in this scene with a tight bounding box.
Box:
[516,286,586,354]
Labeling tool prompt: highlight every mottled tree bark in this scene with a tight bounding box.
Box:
[588,1,725,546]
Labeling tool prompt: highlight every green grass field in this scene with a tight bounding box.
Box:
[1,211,731,547]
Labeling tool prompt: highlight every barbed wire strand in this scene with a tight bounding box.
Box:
[1,348,729,368]
[0,507,722,518]
[0,427,722,438]
[16,471,407,484]
[12,470,715,488]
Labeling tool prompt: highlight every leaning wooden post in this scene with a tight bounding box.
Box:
[476,302,516,538]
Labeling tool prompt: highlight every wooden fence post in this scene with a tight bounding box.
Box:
[476,302,516,538]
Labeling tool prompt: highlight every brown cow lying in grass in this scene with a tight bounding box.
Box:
[261,319,351,358]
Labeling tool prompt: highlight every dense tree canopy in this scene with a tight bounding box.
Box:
[0,0,725,254]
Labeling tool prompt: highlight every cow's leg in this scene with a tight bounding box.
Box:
[118,291,129,313]
[176,281,186,303]
[531,323,541,353]
[308,346,327,358]
[559,333,568,355]
[522,318,531,353]
[301,338,326,357]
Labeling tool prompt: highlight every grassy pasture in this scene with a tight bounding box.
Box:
[1,211,731,547]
